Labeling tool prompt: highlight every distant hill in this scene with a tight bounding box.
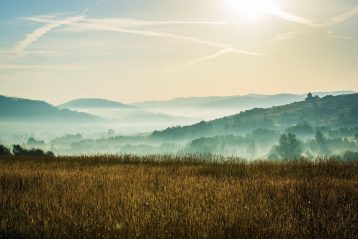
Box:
[0,96,100,122]
[59,98,195,125]
[151,94,358,140]
[133,91,355,109]
[59,98,134,109]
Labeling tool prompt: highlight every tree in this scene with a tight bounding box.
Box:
[12,144,53,158]
[305,93,319,101]
[45,151,55,158]
[306,93,313,101]
[315,131,330,155]
[0,144,11,156]
[12,144,26,156]
[276,133,302,160]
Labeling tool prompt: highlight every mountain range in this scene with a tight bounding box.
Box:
[0,96,99,122]
[1,91,357,128]
[151,93,358,140]
[133,91,355,109]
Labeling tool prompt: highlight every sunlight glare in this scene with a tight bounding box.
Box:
[226,0,280,22]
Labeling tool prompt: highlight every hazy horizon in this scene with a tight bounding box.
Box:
[1,90,356,106]
[1,0,358,104]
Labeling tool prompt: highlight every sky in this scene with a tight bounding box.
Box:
[0,0,357,104]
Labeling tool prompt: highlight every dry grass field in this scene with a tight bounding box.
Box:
[0,155,357,239]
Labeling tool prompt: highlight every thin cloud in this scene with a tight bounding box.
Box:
[14,15,85,54]
[1,49,62,56]
[95,0,106,6]
[326,6,358,25]
[15,4,358,65]
[266,6,358,42]
[269,5,358,27]
[14,23,60,53]
[25,16,262,57]
[271,30,300,42]
[0,64,83,70]
[271,10,320,27]
[27,17,230,29]
[326,30,354,40]
[189,48,263,64]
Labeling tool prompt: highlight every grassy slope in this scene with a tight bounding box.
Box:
[0,155,357,239]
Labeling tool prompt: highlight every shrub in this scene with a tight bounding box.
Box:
[0,144,11,156]
[12,144,53,158]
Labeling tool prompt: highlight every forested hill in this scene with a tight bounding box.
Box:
[0,96,99,122]
[151,94,358,140]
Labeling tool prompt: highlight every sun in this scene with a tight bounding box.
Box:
[226,0,280,22]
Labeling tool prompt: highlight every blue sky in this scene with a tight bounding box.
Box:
[0,0,358,104]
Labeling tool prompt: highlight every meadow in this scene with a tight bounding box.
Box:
[0,155,357,239]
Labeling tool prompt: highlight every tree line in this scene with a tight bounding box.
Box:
[0,144,54,157]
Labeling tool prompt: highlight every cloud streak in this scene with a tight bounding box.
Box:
[26,17,230,29]
[14,15,85,54]
[0,63,84,70]
[189,48,263,64]
[267,6,358,42]
[271,10,320,27]
[16,4,358,63]
[24,16,262,58]
[268,5,358,27]
[271,30,300,42]
[326,6,358,25]
[326,30,354,40]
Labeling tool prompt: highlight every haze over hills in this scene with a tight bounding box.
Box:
[59,98,135,109]
[58,98,196,126]
[133,91,356,109]
[1,93,357,156]
[0,95,196,137]
[152,93,358,140]
[0,95,99,122]
[2,91,356,126]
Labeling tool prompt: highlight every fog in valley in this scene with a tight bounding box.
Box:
[1,92,357,159]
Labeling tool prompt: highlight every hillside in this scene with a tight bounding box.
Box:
[151,94,358,140]
[59,98,195,126]
[133,91,355,109]
[0,96,99,122]
[59,98,134,109]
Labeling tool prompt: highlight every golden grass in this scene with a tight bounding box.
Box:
[0,155,357,239]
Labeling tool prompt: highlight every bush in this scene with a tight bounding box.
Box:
[12,145,54,158]
[0,144,11,156]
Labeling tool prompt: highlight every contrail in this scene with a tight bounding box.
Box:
[326,6,358,25]
[27,17,230,28]
[269,5,358,27]
[270,10,320,27]
[326,30,354,40]
[189,48,263,64]
[271,30,300,42]
[14,15,85,54]
[18,4,358,63]
[25,16,262,57]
